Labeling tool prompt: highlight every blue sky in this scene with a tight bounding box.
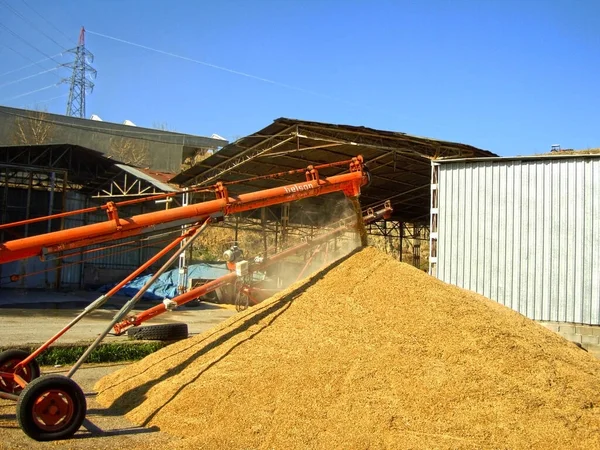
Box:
[0,0,598,155]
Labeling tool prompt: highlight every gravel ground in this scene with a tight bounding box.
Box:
[0,363,175,450]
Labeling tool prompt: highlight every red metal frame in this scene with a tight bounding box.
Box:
[113,272,239,334]
[112,201,393,334]
[0,372,28,390]
[0,157,367,264]
[12,224,203,370]
[0,157,373,415]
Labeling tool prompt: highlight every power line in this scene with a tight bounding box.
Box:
[0,0,67,50]
[86,29,357,105]
[0,21,64,68]
[33,92,68,105]
[0,53,63,78]
[20,92,68,109]
[0,41,62,82]
[2,42,36,62]
[0,67,58,89]
[18,0,75,46]
[1,83,58,102]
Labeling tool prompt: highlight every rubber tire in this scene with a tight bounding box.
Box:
[0,349,41,394]
[127,323,189,341]
[16,374,86,442]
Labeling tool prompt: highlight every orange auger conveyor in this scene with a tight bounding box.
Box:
[0,156,366,264]
[0,156,372,442]
[112,200,393,335]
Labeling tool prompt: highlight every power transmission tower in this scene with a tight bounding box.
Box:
[63,27,96,118]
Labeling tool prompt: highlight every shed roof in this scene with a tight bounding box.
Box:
[0,105,227,149]
[116,164,179,192]
[171,118,497,223]
[0,143,179,195]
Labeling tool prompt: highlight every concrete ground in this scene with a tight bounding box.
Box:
[0,289,237,347]
[0,289,240,448]
[0,363,177,450]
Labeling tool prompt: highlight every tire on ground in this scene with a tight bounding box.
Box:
[127,323,189,341]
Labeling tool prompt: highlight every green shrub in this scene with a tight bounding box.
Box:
[1,342,165,366]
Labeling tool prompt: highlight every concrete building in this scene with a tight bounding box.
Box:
[0,106,227,173]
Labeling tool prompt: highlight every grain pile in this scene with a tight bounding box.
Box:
[96,247,600,449]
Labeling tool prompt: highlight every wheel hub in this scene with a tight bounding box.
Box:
[0,358,33,394]
[32,390,74,431]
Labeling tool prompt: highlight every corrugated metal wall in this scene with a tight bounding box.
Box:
[434,157,600,325]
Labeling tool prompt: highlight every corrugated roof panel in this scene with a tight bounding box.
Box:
[116,164,179,192]
[169,118,495,223]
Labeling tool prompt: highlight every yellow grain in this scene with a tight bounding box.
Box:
[96,247,600,449]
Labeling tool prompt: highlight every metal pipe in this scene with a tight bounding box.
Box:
[114,272,238,333]
[0,188,211,231]
[112,201,394,333]
[296,245,322,282]
[0,391,19,401]
[0,162,366,264]
[66,218,211,378]
[14,224,202,370]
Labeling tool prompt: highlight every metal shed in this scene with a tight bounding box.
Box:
[171,117,496,224]
[0,144,181,291]
[430,154,600,325]
[171,118,496,265]
[0,105,227,173]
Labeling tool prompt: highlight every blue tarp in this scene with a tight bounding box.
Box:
[100,263,230,300]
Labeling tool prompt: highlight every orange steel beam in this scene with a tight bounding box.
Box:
[44,228,148,255]
[0,157,367,265]
[0,187,215,232]
[0,191,182,231]
[113,272,238,334]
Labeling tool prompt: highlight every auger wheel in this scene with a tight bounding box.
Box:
[0,349,40,395]
[16,375,86,441]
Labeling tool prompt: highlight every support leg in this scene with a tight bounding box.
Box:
[66,218,212,378]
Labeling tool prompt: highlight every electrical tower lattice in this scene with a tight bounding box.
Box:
[63,27,96,118]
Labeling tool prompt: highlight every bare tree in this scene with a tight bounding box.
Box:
[180,148,211,171]
[152,121,175,132]
[108,137,150,167]
[13,109,54,145]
